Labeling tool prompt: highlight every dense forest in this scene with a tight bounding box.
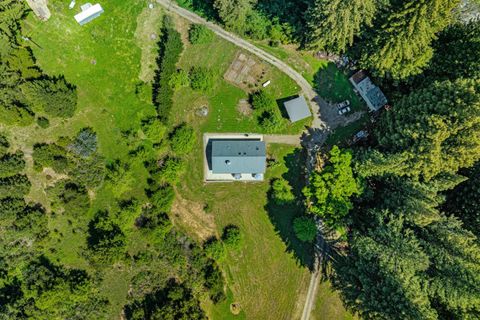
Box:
[1,0,480,319]
[302,16,480,320]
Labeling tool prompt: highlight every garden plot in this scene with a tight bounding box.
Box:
[224,52,267,91]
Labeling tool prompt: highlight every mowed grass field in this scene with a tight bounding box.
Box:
[20,1,352,319]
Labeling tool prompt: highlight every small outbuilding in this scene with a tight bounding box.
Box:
[349,70,387,112]
[284,96,312,122]
[211,140,266,178]
[74,3,104,26]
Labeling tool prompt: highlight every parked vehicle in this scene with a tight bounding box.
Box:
[338,106,351,115]
[336,100,351,109]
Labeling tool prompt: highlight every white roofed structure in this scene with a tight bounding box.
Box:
[74,3,104,26]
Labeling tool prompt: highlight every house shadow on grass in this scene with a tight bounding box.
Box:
[265,148,315,270]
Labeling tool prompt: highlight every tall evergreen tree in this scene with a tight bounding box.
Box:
[426,19,480,81]
[213,0,256,33]
[305,0,377,53]
[420,216,480,318]
[335,211,436,320]
[444,163,480,237]
[375,78,480,180]
[360,0,459,79]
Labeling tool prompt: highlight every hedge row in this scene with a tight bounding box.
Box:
[153,20,184,123]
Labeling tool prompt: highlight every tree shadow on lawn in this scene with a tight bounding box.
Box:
[265,148,314,270]
[312,62,362,109]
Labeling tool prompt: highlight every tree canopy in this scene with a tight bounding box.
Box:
[373,78,480,180]
[305,0,377,53]
[359,0,459,79]
[303,146,361,228]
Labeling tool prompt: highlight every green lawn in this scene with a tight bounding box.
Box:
[176,140,312,319]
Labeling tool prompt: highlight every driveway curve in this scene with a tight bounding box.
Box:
[156,0,328,134]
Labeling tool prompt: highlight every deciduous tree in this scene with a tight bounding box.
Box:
[303,146,361,228]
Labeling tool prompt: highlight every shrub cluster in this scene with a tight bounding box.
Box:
[169,123,196,155]
[0,151,25,178]
[168,69,190,91]
[204,225,244,261]
[190,67,215,93]
[22,77,77,118]
[251,90,285,133]
[0,174,31,199]
[271,178,295,205]
[293,216,317,243]
[188,24,214,44]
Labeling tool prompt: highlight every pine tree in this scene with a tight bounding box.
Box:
[305,0,377,53]
[420,216,480,318]
[376,78,480,180]
[213,0,256,33]
[335,210,436,320]
[360,0,459,79]
[427,20,480,81]
[444,163,480,237]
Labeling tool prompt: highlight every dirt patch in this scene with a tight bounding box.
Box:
[171,193,216,241]
[230,303,242,315]
[224,52,268,92]
[42,167,68,187]
[25,0,51,21]
[237,99,252,116]
[134,5,164,82]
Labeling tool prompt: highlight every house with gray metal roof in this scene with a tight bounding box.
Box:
[211,140,266,179]
[203,134,266,182]
[284,96,312,122]
[349,71,387,112]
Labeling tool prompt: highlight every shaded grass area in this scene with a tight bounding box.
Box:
[265,146,314,268]
[326,114,370,146]
[313,63,364,112]
[311,281,357,320]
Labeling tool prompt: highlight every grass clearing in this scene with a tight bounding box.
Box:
[172,33,309,134]
[311,281,357,320]
[176,141,312,319]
